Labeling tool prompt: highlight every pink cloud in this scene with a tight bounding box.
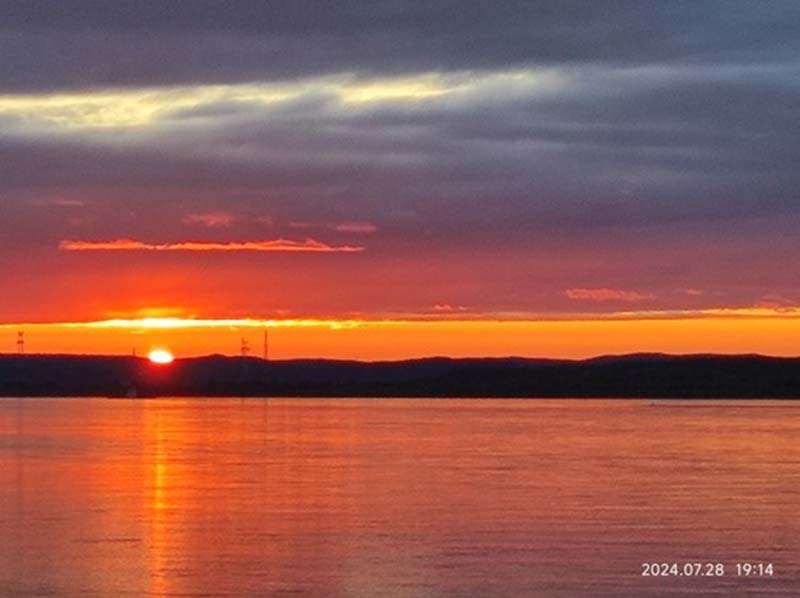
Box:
[289,221,378,234]
[256,216,274,226]
[334,222,378,234]
[678,288,704,296]
[59,238,364,253]
[754,294,800,311]
[288,221,313,229]
[182,211,235,228]
[565,288,656,302]
[431,303,469,313]
[32,197,86,207]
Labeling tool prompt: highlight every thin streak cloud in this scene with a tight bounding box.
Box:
[182,212,236,227]
[59,238,364,253]
[566,288,656,302]
[334,222,378,234]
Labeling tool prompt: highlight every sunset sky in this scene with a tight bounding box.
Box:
[2,2,800,359]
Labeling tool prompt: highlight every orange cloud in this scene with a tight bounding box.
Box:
[566,288,655,302]
[182,211,235,227]
[59,238,364,253]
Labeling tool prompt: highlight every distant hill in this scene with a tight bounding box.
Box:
[2,353,800,398]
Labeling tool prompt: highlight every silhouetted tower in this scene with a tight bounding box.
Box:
[263,328,269,361]
[241,338,250,357]
[16,331,24,354]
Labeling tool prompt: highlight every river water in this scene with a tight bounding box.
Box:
[1,398,799,596]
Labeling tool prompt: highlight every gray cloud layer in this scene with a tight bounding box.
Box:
[0,1,798,92]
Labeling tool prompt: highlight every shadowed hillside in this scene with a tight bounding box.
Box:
[2,353,800,398]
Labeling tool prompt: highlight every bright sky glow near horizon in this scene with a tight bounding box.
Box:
[2,2,799,358]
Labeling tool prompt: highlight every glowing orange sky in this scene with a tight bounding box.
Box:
[4,313,800,360]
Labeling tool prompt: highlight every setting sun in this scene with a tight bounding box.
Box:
[148,349,174,364]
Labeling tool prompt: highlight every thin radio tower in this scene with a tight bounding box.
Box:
[240,337,250,357]
[16,331,24,354]
[263,328,269,361]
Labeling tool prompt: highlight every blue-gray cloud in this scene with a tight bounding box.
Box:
[0,1,798,92]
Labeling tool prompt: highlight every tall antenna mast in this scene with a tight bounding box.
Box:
[16,331,24,354]
[263,328,269,361]
[240,337,250,357]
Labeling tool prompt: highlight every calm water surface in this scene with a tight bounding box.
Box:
[1,398,799,597]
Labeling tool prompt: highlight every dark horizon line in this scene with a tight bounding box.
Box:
[3,350,800,364]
